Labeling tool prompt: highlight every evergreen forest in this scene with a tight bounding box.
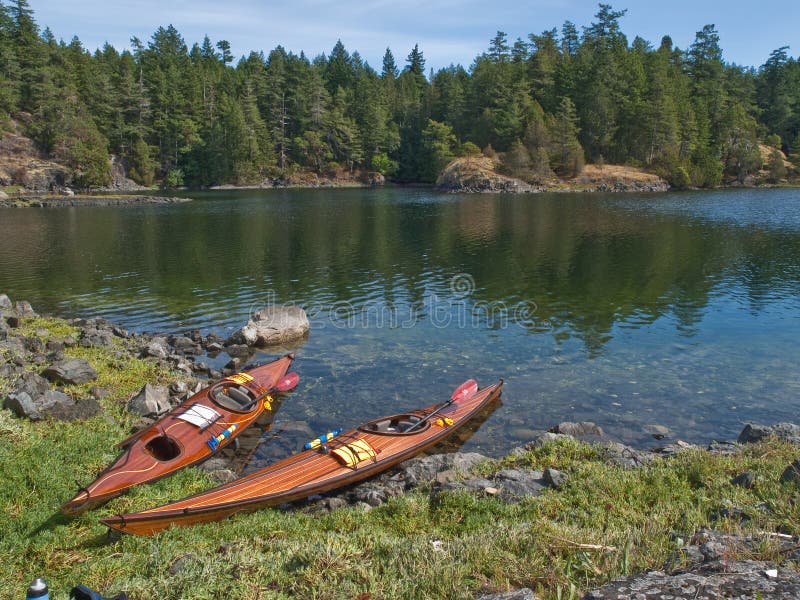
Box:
[1,1,799,188]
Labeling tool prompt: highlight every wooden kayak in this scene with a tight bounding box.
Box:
[61,354,296,515]
[100,379,503,535]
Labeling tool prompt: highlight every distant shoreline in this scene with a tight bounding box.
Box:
[0,194,191,208]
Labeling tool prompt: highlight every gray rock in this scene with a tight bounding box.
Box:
[228,322,258,346]
[0,294,11,310]
[730,471,756,488]
[600,441,657,468]
[45,339,64,353]
[112,326,130,339]
[14,301,36,317]
[781,459,800,485]
[199,457,232,472]
[170,335,201,354]
[644,424,671,438]
[4,390,40,419]
[42,358,98,385]
[141,337,169,359]
[225,357,242,371]
[707,440,743,455]
[531,431,570,447]
[23,336,44,353]
[492,469,547,499]
[167,553,195,576]
[400,452,489,483]
[224,343,252,358]
[169,380,189,397]
[208,469,237,484]
[543,468,568,489]
[11,371,52,398]
[582,560,800,599]
[738,422,800,445]
[46,397,102,421]
[4,385,78,421]
[90,386,109,399]
[229,305,309,347]
[126,384,170,417]
[80,328,114,348]
[437,477,496,495]
[477,589,538,600]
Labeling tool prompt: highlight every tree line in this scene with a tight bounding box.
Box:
[0,1,798,188]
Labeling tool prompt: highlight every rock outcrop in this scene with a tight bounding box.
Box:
[436,156,533,193]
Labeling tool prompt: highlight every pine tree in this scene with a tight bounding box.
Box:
[381,47,398,79]
[549,97,584,177]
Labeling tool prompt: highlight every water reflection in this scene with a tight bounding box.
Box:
[0,188,799,453]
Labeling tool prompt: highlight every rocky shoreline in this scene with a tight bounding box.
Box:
[0,194,190,208]
[2,295,799,599]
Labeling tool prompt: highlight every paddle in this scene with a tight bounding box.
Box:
[403,379,479,433]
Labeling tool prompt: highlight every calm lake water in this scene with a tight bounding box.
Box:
[1,187,799,457]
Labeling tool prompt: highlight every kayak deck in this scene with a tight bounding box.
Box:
[101,379,503,535]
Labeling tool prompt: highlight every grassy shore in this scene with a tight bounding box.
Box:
[1,316,799,599]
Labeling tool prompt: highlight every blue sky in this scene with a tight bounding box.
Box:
[27,0,800,70]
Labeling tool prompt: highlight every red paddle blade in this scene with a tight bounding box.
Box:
[275,372,299,392]
[452,379,478,402]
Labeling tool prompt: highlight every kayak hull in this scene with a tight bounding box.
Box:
[101,379,503,535]
[61,354,294,515]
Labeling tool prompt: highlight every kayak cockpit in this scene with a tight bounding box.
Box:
[209,383,258,413]
[144,435,182,461]
[359,414,430,435]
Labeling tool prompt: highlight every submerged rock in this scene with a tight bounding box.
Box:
[550,421,606,442]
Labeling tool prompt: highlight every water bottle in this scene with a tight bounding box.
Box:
[26,578,49,600]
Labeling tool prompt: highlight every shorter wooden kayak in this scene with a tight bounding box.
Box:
[101,378,503,535]
[61,354,296,515]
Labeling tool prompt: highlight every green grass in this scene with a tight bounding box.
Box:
[2,317,800,599]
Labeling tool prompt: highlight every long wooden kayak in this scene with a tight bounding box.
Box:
[61,354,295,515]
[101,379,503,535]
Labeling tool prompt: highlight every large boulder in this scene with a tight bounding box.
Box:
[126,384,170,417]
[0,294,12,310]
[42,358,98,385]
[228,306,309,347]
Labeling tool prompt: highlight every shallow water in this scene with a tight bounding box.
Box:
[1,187,799,457]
